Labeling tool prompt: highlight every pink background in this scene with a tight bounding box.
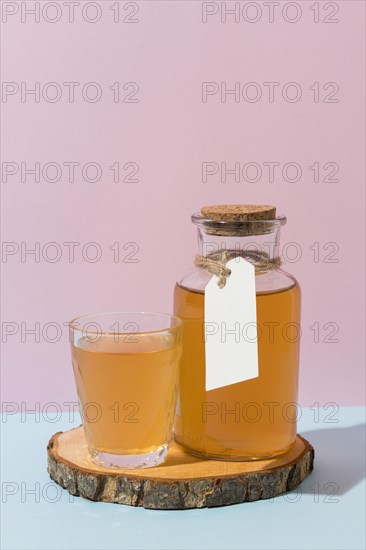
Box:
[1,1,365,408]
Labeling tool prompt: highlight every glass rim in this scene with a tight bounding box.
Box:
[69,311,183,336]
[192,212,287,229]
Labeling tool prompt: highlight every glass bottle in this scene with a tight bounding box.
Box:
[173,205,301,460]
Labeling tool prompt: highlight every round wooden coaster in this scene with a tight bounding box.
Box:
[47,427,314,509]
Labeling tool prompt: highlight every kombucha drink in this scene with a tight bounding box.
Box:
[174,282,301,460]
[71,333,181,456]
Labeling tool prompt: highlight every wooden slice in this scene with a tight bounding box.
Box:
[47,427,314,509]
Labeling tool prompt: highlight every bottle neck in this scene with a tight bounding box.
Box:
[197,228,281,264]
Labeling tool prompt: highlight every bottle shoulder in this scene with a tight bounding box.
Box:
[178,267,299,294]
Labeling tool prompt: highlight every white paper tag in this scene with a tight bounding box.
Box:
[204,257,259,391]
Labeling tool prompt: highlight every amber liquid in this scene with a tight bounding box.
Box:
[71,334,181,455]
[173,282,301,459]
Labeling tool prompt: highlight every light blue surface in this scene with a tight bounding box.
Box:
[1,407,365,550]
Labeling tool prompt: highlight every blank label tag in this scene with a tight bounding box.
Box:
[204,257,259,391]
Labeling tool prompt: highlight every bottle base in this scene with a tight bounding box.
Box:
[175,438,295,462]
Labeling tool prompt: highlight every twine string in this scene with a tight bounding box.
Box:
[195,250,281,288]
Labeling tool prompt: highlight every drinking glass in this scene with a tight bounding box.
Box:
[70,312,182,469]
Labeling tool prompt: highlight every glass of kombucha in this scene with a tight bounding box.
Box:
[70,312,182,469]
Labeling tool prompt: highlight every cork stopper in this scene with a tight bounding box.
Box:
[196,204,278,236]
[201,204,276,222]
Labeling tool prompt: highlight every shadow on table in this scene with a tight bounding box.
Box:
[300,423,366,495]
